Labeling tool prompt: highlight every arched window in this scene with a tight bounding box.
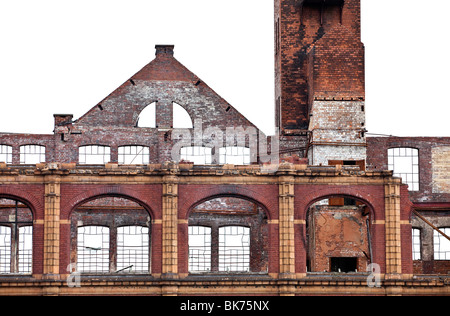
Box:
[71,196,151,274]
[0,145,12,164]
[219,146,251,165]
[180,146,212,165]
[118,146,150,165]
[79,145,111,164]
[137,102,156,128]
[188,197,268,274]
[0,198,33,274]
[20,145,45,164]
[388,147,419,191]
[173,102,193,128]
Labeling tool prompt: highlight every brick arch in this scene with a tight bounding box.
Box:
[178,184,278,221]
[0,186,44,220]
[62,185,157,220]
[295,185,385,221]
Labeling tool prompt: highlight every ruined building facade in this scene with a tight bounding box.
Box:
[0,0,448,296]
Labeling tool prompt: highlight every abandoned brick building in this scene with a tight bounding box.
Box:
[0,0,448,296]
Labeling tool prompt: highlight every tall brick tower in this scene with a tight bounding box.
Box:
[275,0,366,165]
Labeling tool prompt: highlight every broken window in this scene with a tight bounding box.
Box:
[180,146,212,165]
[20,145,45,164]
[71,196,151,274]
[188,197,268,274]
[0,199,33,274]
[0,145,12,164]
[77,226,110,273]
[412,228,422,260]
[219,226,250,272]
[118,146,150,165]
[433,228,450,260]
[188,226,212,272]
[219,147,251,165]
[78,145,111,164]
[388,147,419,191]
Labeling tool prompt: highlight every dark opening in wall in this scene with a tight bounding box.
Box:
[330,257,357,273]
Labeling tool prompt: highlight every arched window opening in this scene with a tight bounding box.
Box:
[137,102,156,128]
[173,102,193,128]
[188,197,268,274]
[20,145,45,164]
[0,145,12,164]
[306,196,371,274]
[0,198,33,274]
[71,196,151,274]
[79,145,111,165]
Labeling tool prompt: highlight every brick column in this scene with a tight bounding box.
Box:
[384,178,402,278]
[162,173,179,279]
[278,174,295,279]
[43,174,61,278]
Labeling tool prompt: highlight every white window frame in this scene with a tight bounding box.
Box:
[79,145,111,165]
[219,146,251,165]
[180,146,212,165]
[0,145,12,164]
[118,146,150,165]
[388,147,419,191]
[19,145,45,164]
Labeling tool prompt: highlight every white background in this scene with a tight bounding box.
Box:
[0,0,449,137]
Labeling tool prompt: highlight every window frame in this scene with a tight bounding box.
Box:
[388,147,420,191]
[78,145,111,165]
[19,145,46,164]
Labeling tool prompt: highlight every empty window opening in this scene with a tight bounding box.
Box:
[20,145,45,164]
[173,102,193,129]
[117,226,149,273]
[412,228,422,260]
[434,228,450,260]
[77,226,110,273]
[188,226,212,272]
[388,148,419,191]
[118,146,150,165]
[137,102,156,128]
[0,199,33,274]
[219,226,250,272]
[79,145,111,165]
[180,146,212,165]
[0,145,12,164]
[219,147,251,165]
[330,257,358,273]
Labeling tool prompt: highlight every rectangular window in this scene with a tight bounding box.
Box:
[18,226,33,274]
[180,146,212,165]
[117,226,149,273]
[330,257,357,273]
[20,145,46,164]
[219,226,250,272]
[434,228,450,260]
[118,146,150,165]
[388,148,419,191]
[77,226,110,273]
[412,228,421,260]
[0,226,11,273]
[0,145,12,164]
[79,145,111,165]
[219,147,251,165]
[188,226,212,272]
